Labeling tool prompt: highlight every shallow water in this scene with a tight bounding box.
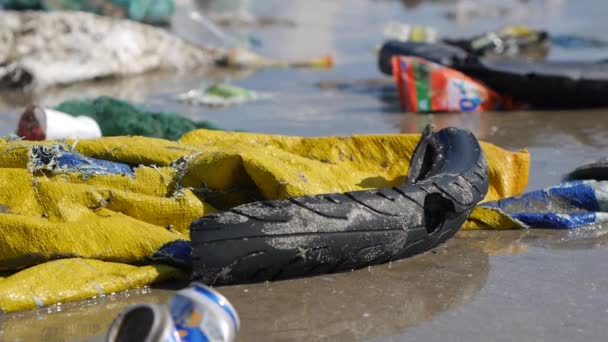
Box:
[1,0,608,341]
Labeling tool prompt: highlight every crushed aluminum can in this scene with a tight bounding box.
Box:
[169,282,240,342]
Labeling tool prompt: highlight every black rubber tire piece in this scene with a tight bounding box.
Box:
[378,40,470,76]
[190,125,489,285]
[378,40,608,109]
[564,159,608,181]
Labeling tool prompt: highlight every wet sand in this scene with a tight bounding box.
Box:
[1,0,608,341]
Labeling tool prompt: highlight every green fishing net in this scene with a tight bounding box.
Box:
[0,0,174,24]
[56,96,222,141]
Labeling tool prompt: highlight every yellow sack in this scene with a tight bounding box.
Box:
[462,206,528,230]
[0,258,185,313]
[0,130,529,313]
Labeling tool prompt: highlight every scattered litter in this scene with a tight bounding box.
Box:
[379,40,608,109]
[0,129,528,312]
[216,48,334,69]
[0,11,324,88]
[0,11,224,89]
[444,0,529,24]
[106,283,239,342]
[17,105,102,141]
[176,83,273,107]
[387,24,608,60]
[443,25,550,59]
[383,22,439,43]
[391,56,522,113]
[472,180,608,230]
[170,283,239,342]
[29,144,134,176]
[26,96,224,141]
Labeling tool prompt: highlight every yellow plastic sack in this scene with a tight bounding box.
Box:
[0,130,530,313]
[0,258,186,313]
[462,206,527,230]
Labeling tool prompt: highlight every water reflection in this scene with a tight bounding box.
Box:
[460,226,608,254]
[0,67,256,109]
[397,109,608,151]
[221,238,489,341]
[2,229,607,341]
[0,287,176,342]
[0,67,257,136]
[194,0,251,18]
[399,112,495,139]
[0,236,491,342]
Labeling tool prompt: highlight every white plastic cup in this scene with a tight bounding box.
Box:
[17,105,102,141]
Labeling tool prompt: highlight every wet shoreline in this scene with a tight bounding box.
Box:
[1,0,608,341]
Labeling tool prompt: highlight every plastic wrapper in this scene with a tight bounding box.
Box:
[392,56,522,113]
[466,180,608,230]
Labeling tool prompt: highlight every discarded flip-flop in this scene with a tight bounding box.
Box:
[176,83,272,108]
[190,125,489,285]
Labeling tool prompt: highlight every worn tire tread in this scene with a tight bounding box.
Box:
[191,126,489,285]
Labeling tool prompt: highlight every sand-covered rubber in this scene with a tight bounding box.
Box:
[190,126,489,285]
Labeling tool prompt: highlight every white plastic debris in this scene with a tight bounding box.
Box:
[383,22,438,43]
[17,105,102,140]
[176,83,272,107]
[0,11,225,89]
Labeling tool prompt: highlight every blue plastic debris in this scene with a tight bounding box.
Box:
[150,240,192,268]
[482,180,608,229]
[30,145,134,176]
[551,35,608,49]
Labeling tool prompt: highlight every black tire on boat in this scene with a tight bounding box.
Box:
[190,125,489,286]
